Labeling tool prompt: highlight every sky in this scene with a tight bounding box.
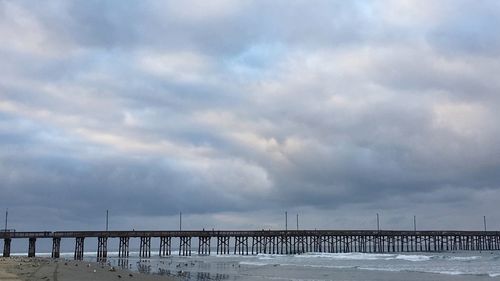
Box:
[1,0,500,234]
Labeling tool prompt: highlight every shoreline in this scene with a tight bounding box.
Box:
[0,257,179,281]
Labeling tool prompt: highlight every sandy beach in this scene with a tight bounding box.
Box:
[0,257,179,281]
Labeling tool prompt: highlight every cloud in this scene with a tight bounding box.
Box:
[1,0,500,234]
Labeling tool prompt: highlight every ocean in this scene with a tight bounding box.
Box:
[24,250,500,280]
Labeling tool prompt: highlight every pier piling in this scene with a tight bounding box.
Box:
[198,236,210,255]
[234,236,248,255]
[51,237,61,258]
[179,236,191,256]
[28,238,36,257]
[217,236,230,255]
[139,237,151,258]
[3,238,10,257]
[159,236,171,256]
[74,237,84,260]
[118,237,129,258]
[97,237,108,261]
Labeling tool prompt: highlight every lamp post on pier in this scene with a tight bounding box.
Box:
[376,213,380,232]
[296,214,299,230]
[285,211,288,232]
[4,208,7,232]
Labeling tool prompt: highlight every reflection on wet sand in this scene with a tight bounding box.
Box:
[157,268,229,281]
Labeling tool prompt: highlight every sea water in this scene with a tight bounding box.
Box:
[31,250,500,280]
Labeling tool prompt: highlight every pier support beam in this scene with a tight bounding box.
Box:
[139,237,151,258]
[28,238,36,257]
[217,236,230,255]
[118,237,129,258]
[234,236,248,255]
[97,237,108,261]
[159,237,171,256]
[269,236,277,254]
[251,236,264,254]
[269,236,278,254]
[74,237,85,260]
[3,238,11,257]
[263,236,271,254]
[198,236,210,255]
[118,237,130,269]
[179,237,192,256]
[293,236,305,254]
[311,235,319,252]
[52,238,61,258]
[280,235,291,254]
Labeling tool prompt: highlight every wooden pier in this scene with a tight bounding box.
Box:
[1,230,499,259]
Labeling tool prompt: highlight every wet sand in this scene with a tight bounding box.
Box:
[0,257,179,281]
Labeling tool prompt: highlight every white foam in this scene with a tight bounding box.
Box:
[296,252,394,260]
[257,253,286,258]
[239,261,269,266]
[427,270,469,276]
[291,252,433,262]
[394,254,431,261]
[448,256,481,261]
[358,266,500,278]
[359,267,471,276]
[358,267,402,272]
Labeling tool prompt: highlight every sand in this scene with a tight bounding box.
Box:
[0,257,179,281]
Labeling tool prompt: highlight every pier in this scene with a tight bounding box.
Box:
[1,230,499,259]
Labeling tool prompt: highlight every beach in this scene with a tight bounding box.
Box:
[2,251,500,281]
[0,257,178,281]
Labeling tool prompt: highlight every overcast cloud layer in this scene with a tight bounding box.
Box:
[1,0,500,232]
